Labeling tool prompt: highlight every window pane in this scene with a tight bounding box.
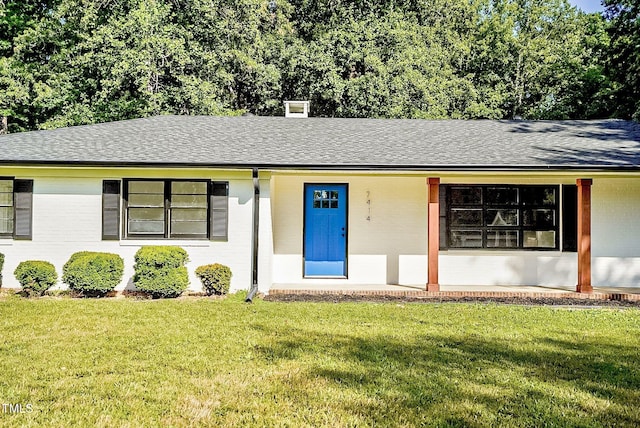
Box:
[451,209,482,226]
[486,187,518,205]
[171,195,207,208]
[170,221,208,235]
[313,200,320,208]
[129,208,165,221]
[0,192,13,206]
[128,220,165,234]
[523,231,556,248]
[313,191,321,200]
[522,187,556,205]
[171,181,207,195]
[322,200,329,208]
[330,200,338,208]
[487,209,518,226]
[523,209,555,228]
[128,194,164,207]
[0,180,13,193]
[450,187,482,205]
[128,181,164,194]
[487,230,519,248]
[171,208,207,221]
[0,207,13,234]
[450,230,483,248]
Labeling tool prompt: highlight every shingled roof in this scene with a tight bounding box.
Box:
[1,115,639,170]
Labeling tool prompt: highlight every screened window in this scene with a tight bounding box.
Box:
[444,185,559,250]
[124,180,210,239]
[0,178,33,239]
[0,179,13,237]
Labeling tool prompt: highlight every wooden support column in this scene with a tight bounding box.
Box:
[427,177,440,291]
[576,178,593,293]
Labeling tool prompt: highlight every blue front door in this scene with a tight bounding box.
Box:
[304,184,347,277]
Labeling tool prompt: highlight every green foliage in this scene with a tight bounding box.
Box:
[62,251,124,296]
[604,0,640,119]
[133,246,189,298]
[13,260,57,296]
[0,0,633,129]
[195,263,232,295]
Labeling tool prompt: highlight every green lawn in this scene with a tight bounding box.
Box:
[1,294,639,427]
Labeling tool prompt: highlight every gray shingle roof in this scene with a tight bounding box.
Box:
[1,115,640,170]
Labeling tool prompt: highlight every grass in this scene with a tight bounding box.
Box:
[1,294,639,427]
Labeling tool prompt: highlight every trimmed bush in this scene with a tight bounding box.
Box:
[14,260,58,296]
[133,246,189,298]
[0,252,4,286]
[195,263,232,296]
[63,251,124,296]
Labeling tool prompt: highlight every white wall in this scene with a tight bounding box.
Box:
[2,169,639,292]
[271,174,428,285]
[0,167,256,293]
[272,173,640,289]
[592,178,640,287]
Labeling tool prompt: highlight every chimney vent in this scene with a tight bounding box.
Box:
[284,101,310,118]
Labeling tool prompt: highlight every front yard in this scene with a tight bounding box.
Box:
[1,294,639,427]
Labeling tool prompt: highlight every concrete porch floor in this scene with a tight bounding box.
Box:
[269,283,640,301]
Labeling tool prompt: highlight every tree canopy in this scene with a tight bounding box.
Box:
[0,0,636,133]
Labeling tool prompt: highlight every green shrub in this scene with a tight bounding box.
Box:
[14,260,58,296]
[0,252,4,286]
[195,263,232,295]
[133,246,189,298]
[62,251,124,296]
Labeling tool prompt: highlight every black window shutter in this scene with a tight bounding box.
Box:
[439,184,448,249]
[562,185,577,252]
[210,181,229,241]
[102,180,121,240]
[14,179,33,240]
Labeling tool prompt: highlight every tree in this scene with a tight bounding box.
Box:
[604,0,640,120]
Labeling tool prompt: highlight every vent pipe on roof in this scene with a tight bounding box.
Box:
[284,101,310,118]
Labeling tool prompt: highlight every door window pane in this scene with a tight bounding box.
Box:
[312,189,339,209]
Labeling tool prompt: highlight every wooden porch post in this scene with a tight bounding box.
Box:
[576,178,593,293]
[427,177,440,291]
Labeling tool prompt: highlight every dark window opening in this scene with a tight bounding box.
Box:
[442,185,560,250]
[123,179,227,240]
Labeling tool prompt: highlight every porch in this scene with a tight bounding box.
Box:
[268,283,640,302]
